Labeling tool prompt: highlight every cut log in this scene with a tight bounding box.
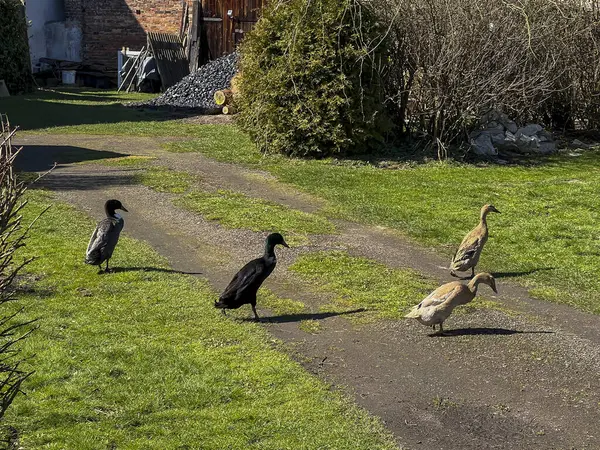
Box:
[214,89,233,106]
[222,105,237,115]
[230,73,241,96]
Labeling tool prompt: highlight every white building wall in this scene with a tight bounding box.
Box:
[25,0,81,70]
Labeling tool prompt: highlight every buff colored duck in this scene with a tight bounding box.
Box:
[450,204,500,278]
[405,273,498,333]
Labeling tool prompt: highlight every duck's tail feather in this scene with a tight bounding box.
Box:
[84,251,101,265]
[404,306,422,319]
[214,299,226,309]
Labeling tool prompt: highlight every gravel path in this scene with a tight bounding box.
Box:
[15,133,600,449]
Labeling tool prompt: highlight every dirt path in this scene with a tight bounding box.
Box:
[15,134,600,449]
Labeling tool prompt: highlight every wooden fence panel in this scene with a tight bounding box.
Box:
[147,32,190,89]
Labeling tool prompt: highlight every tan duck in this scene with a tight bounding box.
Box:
[405,273,498,333]
[450,204,500,278]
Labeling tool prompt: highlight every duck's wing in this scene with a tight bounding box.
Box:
[85,218,119,263]
[418,282,462,309]
[220,258,266,301]
[405,282,462,318]
[452,227,484,265]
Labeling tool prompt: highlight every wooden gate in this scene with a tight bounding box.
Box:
[201,0,264,59]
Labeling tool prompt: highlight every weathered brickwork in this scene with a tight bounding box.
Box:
[64,0,187,71]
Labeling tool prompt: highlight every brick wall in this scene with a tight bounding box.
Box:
[65,0,187,72]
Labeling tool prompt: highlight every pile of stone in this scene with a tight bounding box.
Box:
[141,52,238,111]
[469,110,556,156]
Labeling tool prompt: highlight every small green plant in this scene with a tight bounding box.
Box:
[432,396,458,411]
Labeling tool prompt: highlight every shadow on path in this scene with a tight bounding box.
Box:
[491,268,555,279]
[245,308,367,323]
[15,145,128,172]
[111,266,203,275]
[429,327,555,337]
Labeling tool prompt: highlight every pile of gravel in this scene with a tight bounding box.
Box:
[142,52,238,111]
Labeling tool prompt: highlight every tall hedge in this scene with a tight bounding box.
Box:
[0,0,32,94]
[236,0,391,157]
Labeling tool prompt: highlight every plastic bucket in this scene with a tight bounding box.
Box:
[62,70,76,85]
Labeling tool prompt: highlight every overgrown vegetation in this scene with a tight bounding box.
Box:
[0,0,32,94]
[375,0,600,156]
[236,0,390,157]
[6,191,397,449]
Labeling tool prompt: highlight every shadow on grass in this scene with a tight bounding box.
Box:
[15,145,129,171]
[11,285,56,299]
[247,308,367,323]
[2,88,203,132]
[110,267,203,275]
[429,327,555,337]
[491,268,555,279]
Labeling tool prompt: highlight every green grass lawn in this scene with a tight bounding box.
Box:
[82,158,196,193]
[5,190,397,449]
[0,88,156,131]
[290,251,433,321]
[175,189,336,245]
[85,155,157,167]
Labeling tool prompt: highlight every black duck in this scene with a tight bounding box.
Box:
[215,233,289,320]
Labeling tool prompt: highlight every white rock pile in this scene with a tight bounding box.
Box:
[470,110,556,156]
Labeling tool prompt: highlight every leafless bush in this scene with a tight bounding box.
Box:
[0,114,45,425]
[366,0,600,156]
